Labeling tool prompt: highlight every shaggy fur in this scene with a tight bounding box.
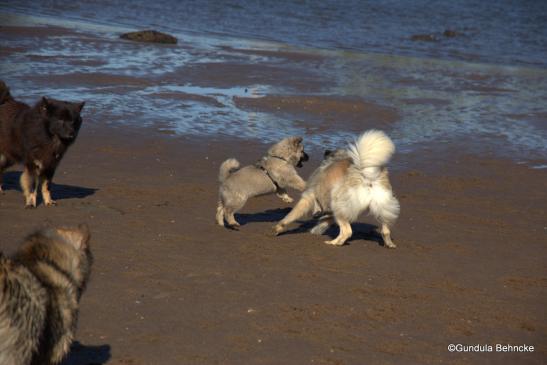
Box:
[216,136,309,229]
[0,81,85,207]
[0,224,93,365]
[273,130,400,247]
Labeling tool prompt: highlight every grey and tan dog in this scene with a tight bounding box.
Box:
[273,130,400,247]
[0,224,93,365]
[216,136,309,229]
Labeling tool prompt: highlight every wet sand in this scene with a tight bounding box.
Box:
[1,24,546,365]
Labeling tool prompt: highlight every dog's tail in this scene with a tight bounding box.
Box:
[348,130,395,179]
[219,158,240,183]
[0,80,14,105]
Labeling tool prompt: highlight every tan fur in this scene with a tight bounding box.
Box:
[20,168,38,208]
[316,159,351,201]
[41,179,55,206]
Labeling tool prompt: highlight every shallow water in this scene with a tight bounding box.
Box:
[0,3,546,165]
[4,0,547,68]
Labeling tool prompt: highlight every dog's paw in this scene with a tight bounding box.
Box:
[24,194,37,208]
[384,242,397,249]
[270,225,284,236]
[324,239,345,246]
[282,196,294,203]
[45,199,57,207]
[226,224,240,231]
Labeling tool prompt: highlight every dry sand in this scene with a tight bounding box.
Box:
[0,121,545,365]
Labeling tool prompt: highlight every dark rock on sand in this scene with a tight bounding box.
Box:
[120,30,177,44]
[443,29,458,37]
[410,34,438,42]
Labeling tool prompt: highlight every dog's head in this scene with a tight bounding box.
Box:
[323,148,348,161]
[268,136,309,168]
[16,224,93,300]
[40,97,85,143]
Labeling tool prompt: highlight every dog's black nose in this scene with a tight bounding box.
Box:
[302,152,309,161]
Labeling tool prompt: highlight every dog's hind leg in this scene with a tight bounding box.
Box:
[20,167,38,208]
[216,201,225,226]
[222,196,247,229]
[380,223,396,249]
[224,206,240,229]
[325,217,352,246]
[310,215,334,235]
[272,194,314,235]
[373,194,400,248]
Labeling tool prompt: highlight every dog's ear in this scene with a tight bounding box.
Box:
[40,96,52,115]
[56,224,91,251]
[77,101,85,113]
[293,136,303,145]
[0,81,12,103]
[77,223,91,249]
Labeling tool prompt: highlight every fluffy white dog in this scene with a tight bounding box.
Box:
[273,130,400,247]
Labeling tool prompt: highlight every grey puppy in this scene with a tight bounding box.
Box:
[0,224,93,365]
[216,136,309,229]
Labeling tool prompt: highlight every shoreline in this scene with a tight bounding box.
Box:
[1,16,546,162]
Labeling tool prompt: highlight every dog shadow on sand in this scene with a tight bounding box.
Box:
[61,341,111,365]
[235,207,292,226]
[2,171,97,202]
[280,220,387,247]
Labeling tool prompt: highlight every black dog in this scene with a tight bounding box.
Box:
[0,81,85,207]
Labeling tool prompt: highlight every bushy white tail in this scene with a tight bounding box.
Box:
[218,158,240,182]
[348,130,395,178]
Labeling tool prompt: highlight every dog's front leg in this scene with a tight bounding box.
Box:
[41,177,56,206]
[276,188,293,203]
[20,167,38,208]
[291,175,306,191]
[0,154,6,193]
[39,168,57,206]
[283,172,306,192]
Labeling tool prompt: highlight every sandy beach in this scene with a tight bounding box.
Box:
[1,18,546,365]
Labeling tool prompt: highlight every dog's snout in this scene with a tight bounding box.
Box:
[302,152,309,161]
